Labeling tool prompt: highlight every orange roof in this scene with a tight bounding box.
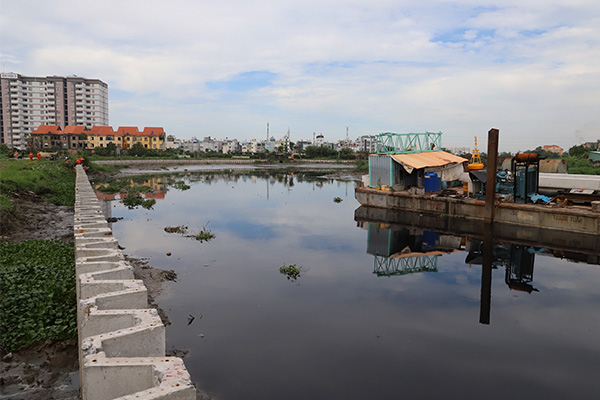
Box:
[63,125,88,134]
[390,151,468,170]
[32,125,61,134]
[142,127,165,136]
[89,126,115,135]
[117,127,141,135]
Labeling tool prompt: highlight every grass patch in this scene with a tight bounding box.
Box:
[0,194,14,212]
[191,225,215,242]
[0,159,75,206]
[0,240,77,352]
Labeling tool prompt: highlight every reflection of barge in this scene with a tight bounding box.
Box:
[355,205,600,262]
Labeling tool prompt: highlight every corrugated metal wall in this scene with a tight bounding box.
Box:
[369,155,420,189]
[369,155,391,187]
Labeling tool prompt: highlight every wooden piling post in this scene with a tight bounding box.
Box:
[485,128,499,223]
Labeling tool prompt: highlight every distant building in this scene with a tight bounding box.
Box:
[30,125,164,151]
[181,137,200,152]
[294,140,313,152]
[201,136,220,152]
[1,73,108,149]
[582,140,600,150]
[315,134,325,146]
[164,135,178,149]
[30,125,87,151]
[358,135,377,153]
[222,139,241,153]
[251,139,265,153]
[261,137,276,152]
[543,144,563,155]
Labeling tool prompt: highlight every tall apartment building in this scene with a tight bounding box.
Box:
[0,72,108,149]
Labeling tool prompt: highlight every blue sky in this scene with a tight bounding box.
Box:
[1,0,599,152]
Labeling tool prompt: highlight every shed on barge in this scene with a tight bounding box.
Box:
[367,132,468,190]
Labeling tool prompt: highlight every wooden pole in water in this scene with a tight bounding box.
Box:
[485,128,499,223]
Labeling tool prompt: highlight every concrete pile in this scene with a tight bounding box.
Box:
[74,165,195,400]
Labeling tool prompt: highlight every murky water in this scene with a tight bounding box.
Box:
[104,171,600,400]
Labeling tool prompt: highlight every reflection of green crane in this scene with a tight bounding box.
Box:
[373,254,439,277]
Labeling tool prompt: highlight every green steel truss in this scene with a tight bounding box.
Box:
[376,132,443,154]
[373,254,439,277]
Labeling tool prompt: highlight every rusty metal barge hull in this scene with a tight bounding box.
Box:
[355,186,600,236]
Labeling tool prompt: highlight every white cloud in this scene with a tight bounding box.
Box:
[1,0,599,151]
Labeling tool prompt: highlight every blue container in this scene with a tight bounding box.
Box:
[424,172,441,192]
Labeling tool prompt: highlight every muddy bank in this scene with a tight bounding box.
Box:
[0,190,206,399]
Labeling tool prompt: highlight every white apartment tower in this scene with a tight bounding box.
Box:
[0,73,109,149]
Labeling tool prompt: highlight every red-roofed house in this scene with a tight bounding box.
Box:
[120,126,165,150]
[543,145,564,155]
[88,126,119,149]
[30,125,88,150]
[30,124,166,151]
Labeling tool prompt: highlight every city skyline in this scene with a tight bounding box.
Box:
[1,0,598,153]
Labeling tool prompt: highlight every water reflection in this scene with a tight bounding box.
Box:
[357,207,599,325]
[101,174,600,400]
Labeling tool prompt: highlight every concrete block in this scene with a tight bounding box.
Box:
[81,309,160,338]
[81,354,195,400]
[76,261,130,276]
[74,165,194,400]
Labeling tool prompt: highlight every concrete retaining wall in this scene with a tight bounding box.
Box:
[74,165,195,400]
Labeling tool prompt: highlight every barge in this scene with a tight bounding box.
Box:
[355,185,600,236]
[356,131,600,237]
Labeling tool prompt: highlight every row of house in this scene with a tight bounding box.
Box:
[30,125,165,151]
[29,123,382,155]
[168,134,379,154]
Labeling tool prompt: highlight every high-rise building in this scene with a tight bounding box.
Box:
[0,72,108,149]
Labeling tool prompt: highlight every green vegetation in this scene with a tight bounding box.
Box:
[565,145,600,175]
[502,145,600,175]
[192,225,215,242]
[172,180,191,190]
[164,223,215,242]
[564,156,600,175]
[354,159,368,172]
[0,159,76,209]
[279,264,301,281]
[0,240,77,352]
[303,145,339,158]
[333,197,343,203]
[122,194,156,210]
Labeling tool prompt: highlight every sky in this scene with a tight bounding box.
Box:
[1,0,599,152]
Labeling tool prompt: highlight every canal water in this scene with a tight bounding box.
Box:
[103,171,600,400]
